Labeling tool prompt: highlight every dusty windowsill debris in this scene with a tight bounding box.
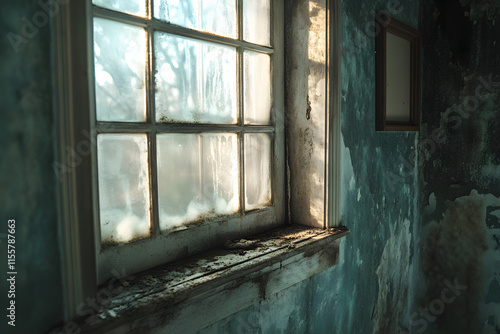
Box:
[57,224,349,333]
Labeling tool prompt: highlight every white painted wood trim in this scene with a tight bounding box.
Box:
[328,0,342,227]
[53,0,97,320]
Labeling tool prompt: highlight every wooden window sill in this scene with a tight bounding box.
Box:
[53,225,349,334]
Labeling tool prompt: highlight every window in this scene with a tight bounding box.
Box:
[54,0,341,323]
[88,0,285,282]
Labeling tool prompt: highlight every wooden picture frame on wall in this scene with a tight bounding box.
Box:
[375,13,421,131]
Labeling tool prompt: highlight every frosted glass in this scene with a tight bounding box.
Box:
[98,134,150,244]
[154,0,236,38]
[157,133,239,230]
[93,0,146,17]
[243,0,271,46]
[245,133,272,211]
[94,18,147,122]
[155,32,237,124]
[244,51,271,124]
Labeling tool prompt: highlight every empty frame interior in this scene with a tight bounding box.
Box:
[376,14,420,131]
[386,33,411,122]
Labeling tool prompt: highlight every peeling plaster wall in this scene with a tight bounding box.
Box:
[0,1,64,333]
[336,1,420,333]
[418,1,500,333]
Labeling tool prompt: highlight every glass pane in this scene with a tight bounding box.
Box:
[244,51,271,124]
[93,0,146,17]
[98,134,150,244]
[157,133,239,230]
[245,133,272,210]
[154,0,236,38]
[155,32,237,124]
[94,18,147,122]
[243,0,271,46]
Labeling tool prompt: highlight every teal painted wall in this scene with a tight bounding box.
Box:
[0,1,64,333]
[418,1,500,333]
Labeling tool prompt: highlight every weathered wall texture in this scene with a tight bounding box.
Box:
[201,1,421,333]
[417,1,500,333]
[0,1,64,333]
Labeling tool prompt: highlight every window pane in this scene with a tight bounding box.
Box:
[244,51,271,125]
[154,0,236,38]
[245,133,272,210]
[97,134,151,244]
[93,0,146,17]
[155,33,237,124]
[243,0,271,46]
[157,133,239,230]
[94,18,147,122]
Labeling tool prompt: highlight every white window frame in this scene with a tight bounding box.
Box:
[54,0,341,323]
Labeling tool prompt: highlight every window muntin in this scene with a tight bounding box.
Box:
[91,0,281,280]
